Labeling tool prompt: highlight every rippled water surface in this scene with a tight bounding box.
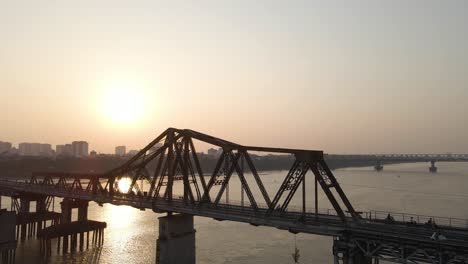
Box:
[4,162,468,263]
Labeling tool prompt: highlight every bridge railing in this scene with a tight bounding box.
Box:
[365,210,468,229]
[316,207,468,229]
[3,179,468,229]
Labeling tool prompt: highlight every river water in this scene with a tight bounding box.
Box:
[3,162,468,264]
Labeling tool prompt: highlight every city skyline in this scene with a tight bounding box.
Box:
[1,2,467,264]
[1,1,467,154]
[1,136,466,156]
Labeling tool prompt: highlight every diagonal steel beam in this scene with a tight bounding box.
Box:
[173,137,195,203]
[189,138,208,197]
[214,152,239,205]
[310,163,347,222]
[201,150,226,203]
[231,152,258,210]
[243,151,271,207]
[318,160,359,220]
[279,162,308,212]
[148,150,166,198]
[268,160,300,213]
[184,138,201,201]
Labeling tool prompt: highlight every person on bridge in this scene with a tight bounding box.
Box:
[386,213,395,223]
[426,218,438,228]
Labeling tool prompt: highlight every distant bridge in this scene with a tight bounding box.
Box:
[0,128,467,264]
[326,153,468,171]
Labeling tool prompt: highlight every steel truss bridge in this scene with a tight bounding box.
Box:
[1,128,468,263]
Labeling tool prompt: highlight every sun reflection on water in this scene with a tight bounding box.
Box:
[104,205,137,229]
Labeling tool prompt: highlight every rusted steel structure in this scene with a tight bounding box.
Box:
[0,128,467,263]
[106,128,360,222]
[24,128,360,222]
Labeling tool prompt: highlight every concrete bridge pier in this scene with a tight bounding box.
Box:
[19,199,30,241]
[374,160,383,171]
[0,209,17,264]
[156,214,195,264]
[429,160,437,173]
[38,198,106,257]
[35,197,46,235]
[9,195,60,241]
[60,198,89,223]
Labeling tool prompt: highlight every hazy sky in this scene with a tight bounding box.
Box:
[1,1,467,154]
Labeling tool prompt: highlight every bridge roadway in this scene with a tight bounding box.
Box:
[1,179,468,263]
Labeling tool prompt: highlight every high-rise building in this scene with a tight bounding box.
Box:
[0,141,12,154]
[56,145,65,155]
[39,144,52,156]
[115,146,126,156]
[56,144,73,156]
[72,141,89,157]
[19,143,36,156]
[18,143,52,156]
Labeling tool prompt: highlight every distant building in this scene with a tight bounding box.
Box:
[19,143,37,156]
[39,144,53,156]
[115,146,126,156]
[6,147,18,155]
[18,143,53,156]
[56,144,73,156]
[72,141,89,157]
[207,148,218,157]
[90,150,97,157]
[0,141,12,154]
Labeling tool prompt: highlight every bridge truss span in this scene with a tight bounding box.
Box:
[25,128,361,223]
[1,128,468,264]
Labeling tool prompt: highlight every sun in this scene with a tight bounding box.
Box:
[101,85,145,124]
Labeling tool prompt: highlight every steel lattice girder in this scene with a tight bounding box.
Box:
[334,235,468,264]
[28,127,359,222]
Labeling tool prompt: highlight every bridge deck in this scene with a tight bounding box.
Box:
[1,179,467,251]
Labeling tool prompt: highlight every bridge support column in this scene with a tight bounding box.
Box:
[0,210,16,264]
[19,199,30,241]
[429,160,437,173]
[60,199,88,223]
[156,214,195,264]
[36,197,47,234]
[60,200,72,224]
[35,197,46,213]
[374,161,383,171]
[77,202,89,222]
